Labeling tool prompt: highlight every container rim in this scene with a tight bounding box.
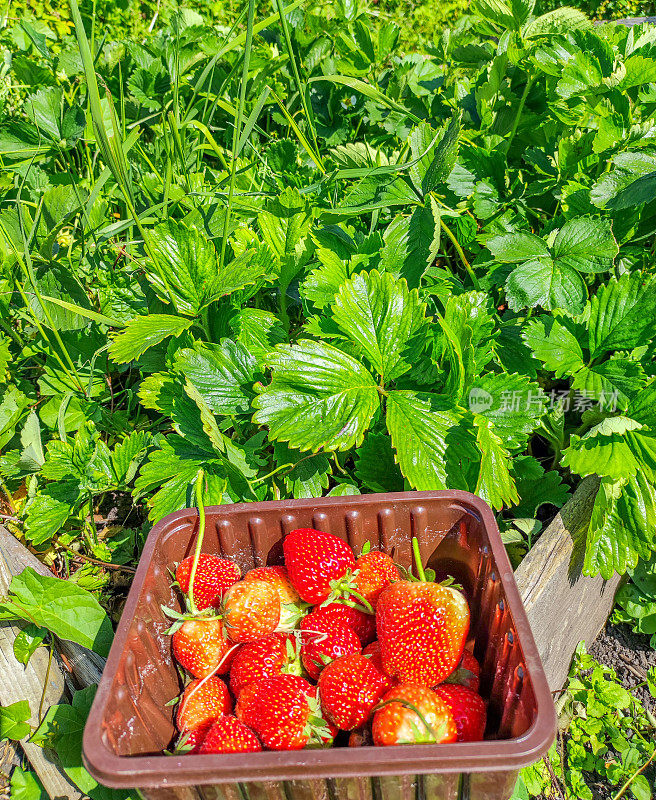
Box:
[83,490,557,789]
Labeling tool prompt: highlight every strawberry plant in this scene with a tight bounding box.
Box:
[1,0,656,795]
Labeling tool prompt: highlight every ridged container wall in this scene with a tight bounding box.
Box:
[83,491,556,800]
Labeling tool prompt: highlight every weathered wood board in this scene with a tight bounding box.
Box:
[514,475,622,691]
[0,529,83,799]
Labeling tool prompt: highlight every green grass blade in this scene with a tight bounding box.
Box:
[274,0,322,169]
[218,0,257,272]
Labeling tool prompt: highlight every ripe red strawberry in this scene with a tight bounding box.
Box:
[198,715,262,754]
[172,618,234,679]
[243,566,306,630]
[300,622,361,681]
[362,641,394,681]
[348,727,374,747]
[223,580,281,643]
[229,633,302,696]
[372,684,457,746]
[236,674,334,750]
[318,653,391,731]
[283,528,355,604]
[176,676,232,732]
[444,650,480,693]
[305,603,376,646]
[435,684,486,742]
[352,550,400,608]
[376,540,469,687]
[175,722,210,753]
[176,554,240,611]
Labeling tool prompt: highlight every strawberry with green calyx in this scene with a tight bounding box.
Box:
[299,619,361,681]
[443,650,480,693]
[223,579,281,642]
[229,633,303,696]
[198,715,262,754]
[283,528,357,605]
[376,537,470,687]
[326,543,400,611]
[163,471,231,630]
[435,684,486,742]
[176,675,232,733]
[243,565,308,630]
[351,548,400,608]
[305,603,376,645]
[236,674,335,750]
[372,684,457,746]
[174,723,211,754]
[318,653,391,731]
[172,618,236,678]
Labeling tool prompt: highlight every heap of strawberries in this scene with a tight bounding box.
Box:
[166,527,486,755]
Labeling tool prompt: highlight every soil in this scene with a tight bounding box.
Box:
[537,622,655,800]
[589,622,655,717]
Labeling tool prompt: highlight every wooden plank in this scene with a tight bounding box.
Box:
[0,532,83,799]
[514,476,622,691]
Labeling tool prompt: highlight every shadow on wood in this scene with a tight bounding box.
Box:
[514,476,622,692]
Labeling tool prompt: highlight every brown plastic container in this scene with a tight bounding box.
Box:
[83,490,556,800]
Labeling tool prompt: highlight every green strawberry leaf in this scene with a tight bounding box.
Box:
[512,455,571,517]
[562,417,656,481]
[145,220,274,316]
[253,341,380,452]
[259,187,313,286]
[583,474,656,580]
[110,430,151,485]
[473,415,518,511]
[108,314,194,364]
[380,199,440,289]
[331,269,427,382]
[488,231,551,263]
[571,358,646,406]
[174,339,260,416]
[133,435,229,522]
[467,372,546,451]
[505,259,586,314]
[409,114,461,196]
[354,432,404,493]
[273,441,331,499]
[587,273,656,359]
[227,309,286,365]
[591,152,656,211]
[628,378,656,428]
[523,314,586,377]
[337,173,420,216]
[386,390,478,490]
[551,217,618,274]
[24,481,79,545]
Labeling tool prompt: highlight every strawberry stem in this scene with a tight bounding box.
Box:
[412,537,426,582]
[187,468,206,616]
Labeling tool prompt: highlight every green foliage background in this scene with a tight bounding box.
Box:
[1,0,656,797]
